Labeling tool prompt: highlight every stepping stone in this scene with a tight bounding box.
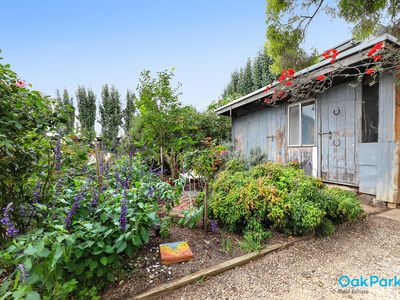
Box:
[159,241,193,265]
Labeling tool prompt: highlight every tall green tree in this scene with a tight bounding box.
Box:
[55,88,75,132]
[243,58,253,94]
[99,84,122,147]
[123,90,136,136]
[136,70,196,179]
[265,0,400,72]
[76,86,96,139]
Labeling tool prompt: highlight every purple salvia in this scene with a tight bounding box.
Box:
[1,203,19,237]
[119,190,127,231]
[33,182,41,203]
[209,219,219,233]
[17,263,29,283]
[65,192,84,229]
[53,135,62,172]
[90,191,99,206]
[148,187,154,198]
[115,171,120,189]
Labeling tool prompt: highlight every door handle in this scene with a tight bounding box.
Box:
[319,131,332,139]
[266,135,275,141]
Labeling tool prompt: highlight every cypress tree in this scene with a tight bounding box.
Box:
[253,52,264,90]
[76,86,96,139]
[243,58,253,94]
[99,84,122,146]
[62,89,75,131]
[237,67,245,95]
[123,90,136,136]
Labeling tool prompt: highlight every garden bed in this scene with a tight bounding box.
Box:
[101,225,293,299]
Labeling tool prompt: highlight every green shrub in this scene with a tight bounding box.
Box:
[316,219,335,237]
[178,206,203,229]
[240,219,272,252]
[160,216,172,238]
[209,161,363,237]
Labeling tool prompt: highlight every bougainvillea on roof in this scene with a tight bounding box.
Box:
[262,41,400,106]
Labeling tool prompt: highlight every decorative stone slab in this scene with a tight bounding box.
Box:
[159,241,193,265]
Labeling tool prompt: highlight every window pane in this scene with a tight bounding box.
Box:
[289,105,299,145]
[301,102,315,145]
[362,77,379,143]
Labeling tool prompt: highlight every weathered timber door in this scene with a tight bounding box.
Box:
[319,84,358,185]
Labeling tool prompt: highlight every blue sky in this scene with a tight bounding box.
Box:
[0,0,352,111]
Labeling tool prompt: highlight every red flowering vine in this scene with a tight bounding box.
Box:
[322,49,339,63]
[368,42,383,57]
[278,68,295,83]
[365,68,375,75]
[316,74,325,81]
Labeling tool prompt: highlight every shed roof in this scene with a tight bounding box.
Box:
[216,33,399,116]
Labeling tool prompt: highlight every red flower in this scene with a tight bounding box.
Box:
[287,68,295,76]
[365,68,375,75]
[316,74,325,81]
[368,42,384,57]
[264,98,271,104]
[321,49,339,63]
[265,84,271,93]
[278,91,283,98]
[373,55,381,61]
[278,70,287,83]
[285,81,293,86]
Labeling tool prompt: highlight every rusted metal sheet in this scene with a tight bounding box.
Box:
[232,105,286,161]
[375,74,398,203]
[287,147,315,176]
[359,143,378,195]
[319,82,358,185]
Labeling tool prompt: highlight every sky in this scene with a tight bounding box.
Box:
[0,0,353,111]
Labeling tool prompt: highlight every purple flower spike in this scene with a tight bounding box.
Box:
[90,191,99,206]
[17,263,29,283]
[53,135,62,172]
[1,203,19,238]
[209,219,219,233]
[33,182,41,203]
[65,192,84,229]
[119,191,127,231]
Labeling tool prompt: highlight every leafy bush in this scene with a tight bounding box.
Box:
[160,216,172,238]
[178,206,203,229]
[0,153,183,298]
[210,161,362,237]
[240,219,272,252]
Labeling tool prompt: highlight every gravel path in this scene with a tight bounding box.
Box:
[167,215,400,300]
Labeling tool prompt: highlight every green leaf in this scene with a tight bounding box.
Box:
[88,259,98,271]
[116,241,127,254]
[139,227,149,243]
[23,245,37,256]
[51,245,63,269]
[104,245,114,254]
[25,291,41,300]
[100,257,108,266]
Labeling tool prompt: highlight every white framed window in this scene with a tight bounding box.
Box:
[288,100,316,146]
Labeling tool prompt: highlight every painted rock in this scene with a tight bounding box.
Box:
[159,241,193,265]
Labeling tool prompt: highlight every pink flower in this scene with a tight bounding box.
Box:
[15,79,26,88]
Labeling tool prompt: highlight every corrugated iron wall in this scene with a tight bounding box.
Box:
[231,73,399,203]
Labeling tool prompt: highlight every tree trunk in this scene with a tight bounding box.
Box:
[160,144,164,180]
[203,181,208,231]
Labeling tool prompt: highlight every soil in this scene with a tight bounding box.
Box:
[166,215,400,300]
[101,225,292,299]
